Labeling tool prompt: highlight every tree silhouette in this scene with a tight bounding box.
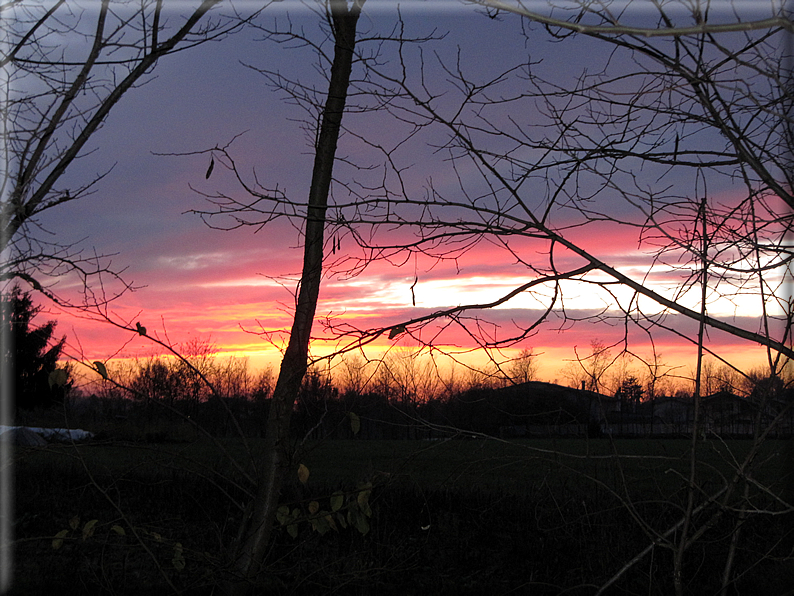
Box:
[191,5,792,594]
[30,3,788,594]
[616,375,644,412]
[0,0,243,307]
[1,285,69,410]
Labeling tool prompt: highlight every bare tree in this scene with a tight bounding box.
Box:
[212,355,254,399]
[0,4,253,592]
[475,0,794,37]
[0,0,245,304]
[218,1,366,592]
[641,349,678,400]
[174,2,792,593]
[336,352,371,396]
[276,2,790,373]
[287,6,788,596]
[561,339,614,392]
[578,339,613,393]
[359,7,793,595]
[507,347,538,384]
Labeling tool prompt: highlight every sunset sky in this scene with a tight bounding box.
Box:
[26,0,788,387]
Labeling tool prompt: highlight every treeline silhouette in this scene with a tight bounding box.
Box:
[60,347,791,441]
[62,349,599,440]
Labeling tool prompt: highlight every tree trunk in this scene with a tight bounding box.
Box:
[223,2,363,594]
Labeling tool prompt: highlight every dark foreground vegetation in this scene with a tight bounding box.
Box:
[7,360,794,595]
[9,430,794,596]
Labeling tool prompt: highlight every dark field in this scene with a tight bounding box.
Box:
[8,436,794,595]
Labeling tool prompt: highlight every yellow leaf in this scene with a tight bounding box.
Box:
[93,361,108,380]
[276,505,291,525]
[337,512,347,529]
[82,519,98,541]
[172,543,185,571]
[52,529,69,550]
[48,368,68,388]
[357,485,372,517]
[297,463,310,485]
[312,515,330,535]
[326,514,338,532]
[349,412,360,435]
[388,325,406,340]
[110,525,126,536]
[348,508,369,535]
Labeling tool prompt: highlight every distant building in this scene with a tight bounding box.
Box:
[491,382,792,439]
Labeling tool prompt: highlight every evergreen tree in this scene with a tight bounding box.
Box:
[616,376,644,412]
[1,285,69,409]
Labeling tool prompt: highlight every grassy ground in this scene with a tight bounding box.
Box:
[8,435,794,595]
[17,434,785,498]
[300,436,787,492]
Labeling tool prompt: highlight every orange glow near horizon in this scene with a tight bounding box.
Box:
[60,298,775,395]
[46,186,784,393]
